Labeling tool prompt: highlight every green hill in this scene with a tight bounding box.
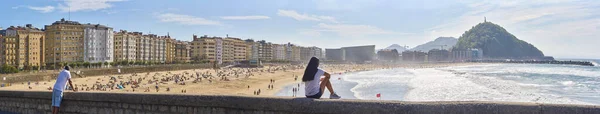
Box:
[453,22,544,58]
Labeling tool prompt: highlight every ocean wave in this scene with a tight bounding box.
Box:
[403,68,593,105]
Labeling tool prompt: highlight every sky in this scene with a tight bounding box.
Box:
[1,0,599,59]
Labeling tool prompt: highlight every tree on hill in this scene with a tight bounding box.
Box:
[453,22,544,59]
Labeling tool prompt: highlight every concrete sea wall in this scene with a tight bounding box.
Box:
[0,90,599,114]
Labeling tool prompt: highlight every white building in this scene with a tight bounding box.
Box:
[273,44,286,60]
[138,34,151,62]
[156,37,166,63]
[83,24,113,63]
[284,43,294,61]
[215,38,223,64]
[310,47,323,58]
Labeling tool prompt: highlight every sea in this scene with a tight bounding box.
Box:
[276,59,600,105]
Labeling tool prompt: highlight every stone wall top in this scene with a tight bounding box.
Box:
[0,90,598,114]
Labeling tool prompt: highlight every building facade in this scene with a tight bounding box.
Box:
[174,40,191,63]
[190,35,248,64]
[272,44,286,61]
[427,49,450,62]
[0,28,4,65]
[342,45,375,63]
[257,40,272,61]
[83,24,114,63]
[300,47,311,61]
[245,39,259,60]
[165,37,176,64]
[155,35,166,63]
[191,35,216,63]
[1,25,45,69]
[402,51,427,62]
[113,30,137,63]
[325,49,344,61]
[227,38,248,62]
[309,47,322,59]
[377,49,399,61]
[136,34,151,62]
[450,48,483,61]
[45,19,85,68]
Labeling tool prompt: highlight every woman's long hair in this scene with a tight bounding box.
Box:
[302,57,319,82]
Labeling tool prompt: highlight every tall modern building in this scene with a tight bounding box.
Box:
[342,45,375,63]
[45,19,85,67]
[1,25,45,69]
[326,45,375,63]
[83,24,113,63]
[113,30,138,63]
[325,49,344,61]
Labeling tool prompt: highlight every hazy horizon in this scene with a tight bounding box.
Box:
[1,0,599,59]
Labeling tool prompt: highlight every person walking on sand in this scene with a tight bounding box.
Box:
[52,66,77,114]
[303,57,341,99]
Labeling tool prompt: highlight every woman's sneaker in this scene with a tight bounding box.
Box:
[330,93,341,99]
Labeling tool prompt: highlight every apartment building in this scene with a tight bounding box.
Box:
[224,37,247,62]
[136,34,151,62]
[190,35,247,64]
[174,40,191,63]
[272,44,286,61]
[190,35,216,62]
[165,36,176,64]
[83,24,113,63]
[113,30,137,62]
[155,35,166,63]
[245,39,258,60]
[257,40,272,61]
[45,19,85,67]
[0,28,4,65]
[1,25,45,69]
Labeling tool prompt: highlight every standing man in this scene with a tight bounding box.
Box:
[52,66,76,114]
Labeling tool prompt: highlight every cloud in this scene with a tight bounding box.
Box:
[313,0,384,11]
[58,0,125,12]
[277,10,339,23]
[220,16,271,20]
[12,5,55,13]
[298,30,322,37]
[157,13,221,25]
[315,23,393,37]
[101,10,118,14]
[28,6,56,13]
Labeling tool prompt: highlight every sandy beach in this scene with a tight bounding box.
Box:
[0,63,478,96]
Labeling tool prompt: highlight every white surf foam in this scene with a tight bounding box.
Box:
[343,69,414,100]
[403,68,592,105]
